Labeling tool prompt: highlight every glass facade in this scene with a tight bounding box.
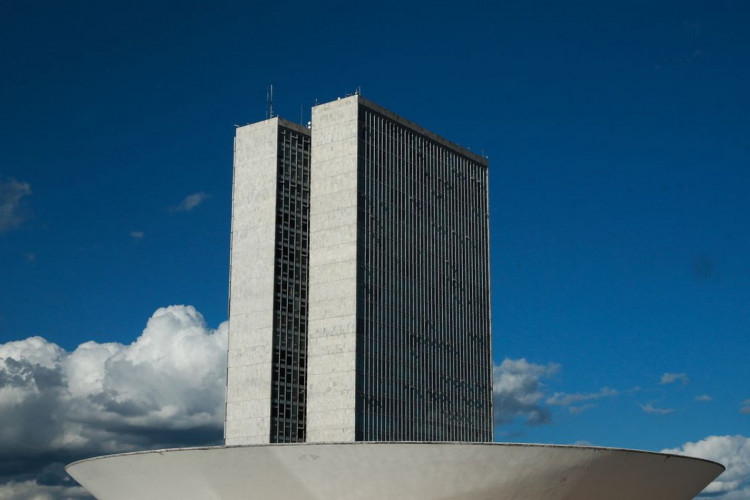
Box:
[355,104,493,442]
[270,125,311,443]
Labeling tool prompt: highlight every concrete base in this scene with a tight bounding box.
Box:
[66,442,723,499]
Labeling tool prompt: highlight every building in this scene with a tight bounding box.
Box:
[67,442,725,500]
[306,96,492,442]
[66,94,726,500]
[225,117,311,444]
[225,95,492,445]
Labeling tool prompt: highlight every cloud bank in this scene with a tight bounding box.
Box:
[0,176,32,233]
[0,305,227,497]
[0,479,90,500]
[4,313,747,499]
[663,435,750,498]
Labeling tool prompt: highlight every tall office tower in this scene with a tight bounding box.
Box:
[306,96,493,443]
[225,96,492,446]
[225,117,311,445]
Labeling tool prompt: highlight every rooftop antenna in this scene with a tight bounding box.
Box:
[266,84,274,119]
[356,85,362,96]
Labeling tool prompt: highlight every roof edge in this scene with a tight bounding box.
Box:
[356,95,489,167]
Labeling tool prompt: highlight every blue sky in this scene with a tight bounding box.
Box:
[1,0,749,497]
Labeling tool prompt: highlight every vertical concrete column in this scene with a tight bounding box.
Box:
[225,118,279,445]
[306,96,360,442]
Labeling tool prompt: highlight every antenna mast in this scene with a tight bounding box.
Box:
[266,84,274,119]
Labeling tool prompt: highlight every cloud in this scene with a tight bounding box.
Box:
[0,176,32,233]
[546,387,619,407]
[640,402,675,415]
[662,435,750,498]
[741,400,750,415]
[0,480,90,499]
[0,305,227,498]
[493,358,559,426]
[568,404,596,415]
[660,372,690,385]
[695,394,713,402]
[130,231,145,239]
[171,192,208,212]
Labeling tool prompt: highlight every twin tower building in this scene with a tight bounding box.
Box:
[225,95,493,445]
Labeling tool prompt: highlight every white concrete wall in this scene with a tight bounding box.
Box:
[67,443,725,500]
[225,118,279,445]
[306,96,360,442]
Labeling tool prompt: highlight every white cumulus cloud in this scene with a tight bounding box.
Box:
[493,358,559,426]
[0,305,227,498]
[0,176,32,233]
[663,435,750,498]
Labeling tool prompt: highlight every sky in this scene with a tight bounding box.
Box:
[1,0,749,498]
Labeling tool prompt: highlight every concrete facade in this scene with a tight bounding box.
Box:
[226,118,311,445]
[225,118,280,445]
[306,97,361,442]
[67,442,725,500]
